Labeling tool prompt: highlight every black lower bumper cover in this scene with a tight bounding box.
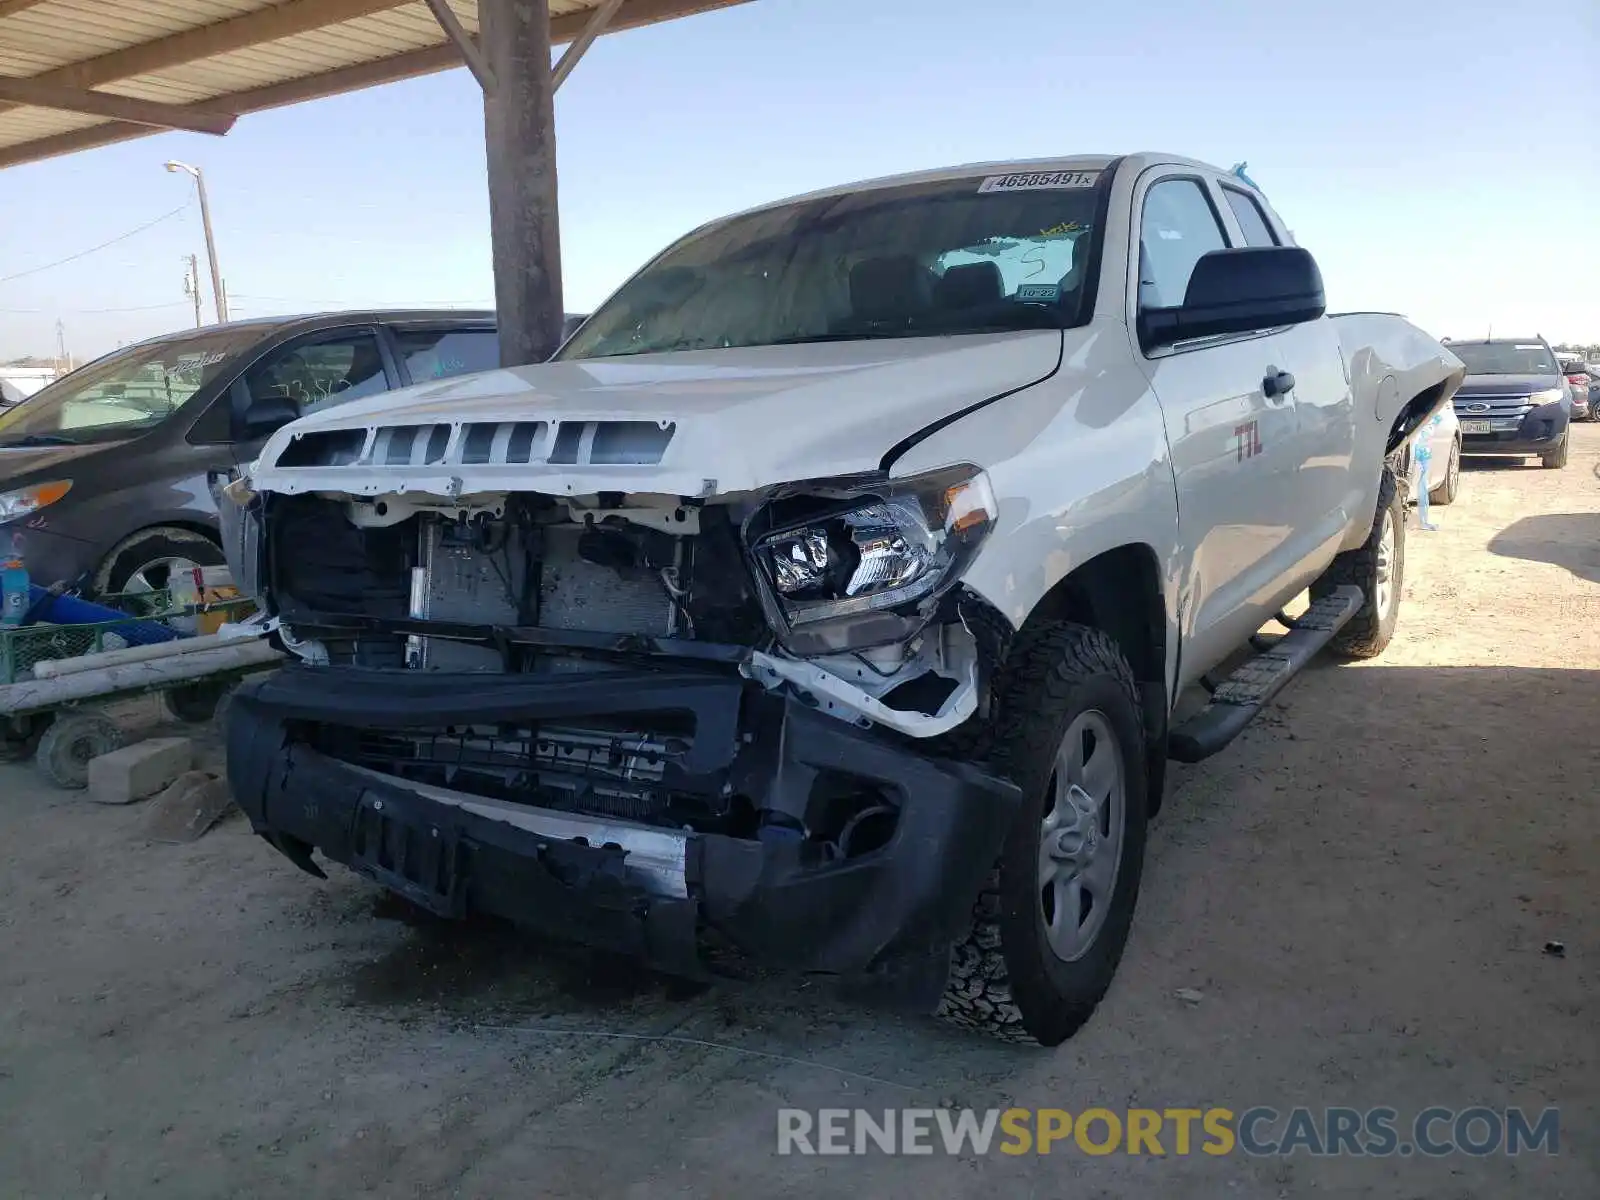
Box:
[227,664,1020,986]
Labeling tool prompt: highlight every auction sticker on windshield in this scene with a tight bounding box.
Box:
[978,171,1099,193]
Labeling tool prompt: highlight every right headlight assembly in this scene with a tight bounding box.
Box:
[746,464,998,654]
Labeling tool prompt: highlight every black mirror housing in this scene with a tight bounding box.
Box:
[1140,246,1326,350]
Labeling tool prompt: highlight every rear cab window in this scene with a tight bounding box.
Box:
[1221,186,1280,247]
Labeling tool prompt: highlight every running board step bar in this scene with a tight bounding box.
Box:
[1167,585,1363,764]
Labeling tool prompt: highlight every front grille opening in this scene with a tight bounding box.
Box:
[504,421,546,464]
[590,421,676,465]
[424,424,451,464]
[549,422,585,464]
[278,429,366,467]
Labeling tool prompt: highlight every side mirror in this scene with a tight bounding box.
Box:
[238,394,298,440]
[1139,246,1326,350]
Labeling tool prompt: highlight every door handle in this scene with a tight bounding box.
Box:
[1262,369,1296,399]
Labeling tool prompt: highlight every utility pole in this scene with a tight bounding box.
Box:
[183,255,202,328]
[480,0,563,366]
[164,160,228,323]
[54,319,69,372]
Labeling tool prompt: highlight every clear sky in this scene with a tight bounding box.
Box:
[1,0,1595,362]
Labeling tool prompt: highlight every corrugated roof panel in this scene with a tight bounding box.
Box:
[130,8,462,101]
[0,107,105,150]
[0,1,269,73]
[0,0,751,168]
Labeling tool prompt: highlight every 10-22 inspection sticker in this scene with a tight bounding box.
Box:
[978,170,1099,193]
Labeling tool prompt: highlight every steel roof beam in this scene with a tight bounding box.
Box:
[0,75,237,134]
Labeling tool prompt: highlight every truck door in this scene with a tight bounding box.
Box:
[1130,173,1303,679]
[1216,182,1356,586]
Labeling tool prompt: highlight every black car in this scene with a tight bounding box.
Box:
[1446,337,1572,469]
[0,310,497,596]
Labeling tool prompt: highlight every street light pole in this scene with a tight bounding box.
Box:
[164,160,228,324]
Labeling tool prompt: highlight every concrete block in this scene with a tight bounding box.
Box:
[86,736,194,806]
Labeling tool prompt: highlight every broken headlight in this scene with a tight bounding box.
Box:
[748,465,997,653]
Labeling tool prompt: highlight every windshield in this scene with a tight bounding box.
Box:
[1450,341,1559,376]
[0,328,260,445]
[559,170,1107,359]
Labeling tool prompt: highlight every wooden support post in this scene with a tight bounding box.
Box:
[480,0,564,368]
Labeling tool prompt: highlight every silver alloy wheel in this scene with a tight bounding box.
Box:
[1038,709,1126,962]
[1374,509,1396,619]
[1446,442,1461,496]
[123,555,206,595]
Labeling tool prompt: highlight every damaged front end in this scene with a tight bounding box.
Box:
[223,442,1020,995]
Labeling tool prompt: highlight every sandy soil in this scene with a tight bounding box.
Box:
[2,428,1596,1199]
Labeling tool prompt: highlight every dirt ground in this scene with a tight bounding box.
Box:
[2,429,1596,1199]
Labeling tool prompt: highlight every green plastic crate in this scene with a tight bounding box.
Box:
[0,590,256,687]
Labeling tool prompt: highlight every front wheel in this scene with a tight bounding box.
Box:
[1428,439,1461,506]
[94,527,225,598]
[1313,467,1404,660]
[937,624,1149,1045]
[1541,434,1569,469]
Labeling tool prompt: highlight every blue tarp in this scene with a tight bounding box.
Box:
[21,585,183,646]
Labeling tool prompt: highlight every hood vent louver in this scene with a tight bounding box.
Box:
[271,419,676,470]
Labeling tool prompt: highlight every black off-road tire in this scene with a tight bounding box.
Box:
[1313,467,1404,660]
[1428,439,1460,506]
[1541,434,1569,469]
[936,624,1149,1046]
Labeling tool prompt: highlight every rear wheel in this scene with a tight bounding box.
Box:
[1541,433,1569,469]
[937,624,1148,1045]
[1313,467,1404,660]
[1428,439,1461,506]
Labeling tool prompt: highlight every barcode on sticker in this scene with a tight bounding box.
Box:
[978,171,1099,193]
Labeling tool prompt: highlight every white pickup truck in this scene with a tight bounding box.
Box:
[221,153,1463,1045]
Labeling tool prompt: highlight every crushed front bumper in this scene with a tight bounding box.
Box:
[227,664,1020,987]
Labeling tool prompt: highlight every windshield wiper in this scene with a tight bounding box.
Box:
[0,433,80,447]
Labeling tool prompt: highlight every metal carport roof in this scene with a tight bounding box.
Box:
[0,0,748,169]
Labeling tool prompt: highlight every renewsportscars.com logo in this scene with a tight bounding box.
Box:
[776,1106,1561,1158]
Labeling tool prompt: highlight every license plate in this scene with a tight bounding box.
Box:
[1461,421,1493,434]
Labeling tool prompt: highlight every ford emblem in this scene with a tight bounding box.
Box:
[1466,403,1489,413]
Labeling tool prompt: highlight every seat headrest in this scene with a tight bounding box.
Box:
[934,261,1004,310]
[849,255,932,323]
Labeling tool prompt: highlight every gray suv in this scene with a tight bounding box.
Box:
[0,310,497,595]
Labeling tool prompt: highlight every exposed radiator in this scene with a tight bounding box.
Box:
[410,520,677,671]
